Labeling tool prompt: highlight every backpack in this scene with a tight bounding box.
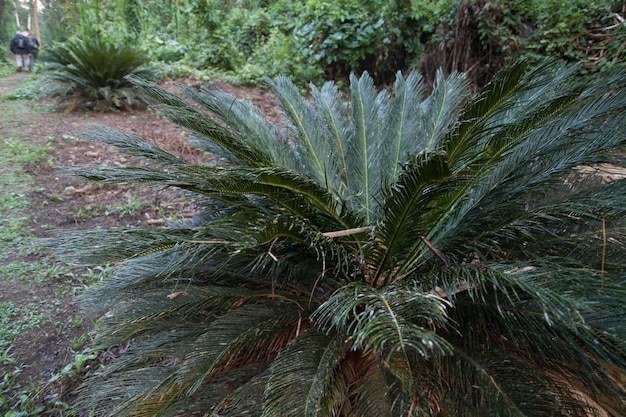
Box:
[27,38,38,50]
[17,37,25,49]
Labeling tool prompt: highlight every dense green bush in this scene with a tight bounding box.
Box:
[0,55,15,77]
[415,0,624,89]
[291,0,423,84]
[27,0,624,88]
[524,0,626,72]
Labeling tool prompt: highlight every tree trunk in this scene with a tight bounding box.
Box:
[13,0,20,27]
[32,0,40,46]
[0,0,5,32]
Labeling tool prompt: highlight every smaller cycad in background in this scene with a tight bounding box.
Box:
[40,36,156,112]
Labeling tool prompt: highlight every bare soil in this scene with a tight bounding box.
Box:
[0,71,279,413]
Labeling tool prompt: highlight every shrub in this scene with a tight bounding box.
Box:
[40,36,156,111]
[52,59,626,416]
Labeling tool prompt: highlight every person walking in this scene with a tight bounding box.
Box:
[25,30,40,71]
[9,31,30,72]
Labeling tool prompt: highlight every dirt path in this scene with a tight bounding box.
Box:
[0,71,32,94]
[0,73,201,414]
[0,72,282,414]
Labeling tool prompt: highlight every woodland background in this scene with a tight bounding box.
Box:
[1,0,625,89]
[1,1,626,416]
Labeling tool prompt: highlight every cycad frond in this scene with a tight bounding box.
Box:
[309,81,354,198]
[418,69,471,154]
[314,282,452,362]
[182,83,293,169]
[425,61,626,258]
[268,76,343,190]
[81,124,184,165]
[263,329,346,417]
[374,153,455,283]
[129,75,274,167]
[348,72,387,223]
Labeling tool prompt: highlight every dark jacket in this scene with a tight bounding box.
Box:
[10,34,30,55]
[28,37,40,51]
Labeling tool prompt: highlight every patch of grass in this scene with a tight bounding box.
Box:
[0,376,47,416]
[73,204,101,221]
[0,97,46,130]
[0,138,53,260]
[1,78,46,101]
[0,136,52,167]
[0,103,96,415]
[74,197,147,221]
[0,260,73,285]
[68,265,113,287]
[0,302,46,355]
[0,368,22,409]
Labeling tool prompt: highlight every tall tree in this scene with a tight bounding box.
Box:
[54,59,626,416]
[0,0,5,31]
[13,0,20,27]
[32,0,40,46]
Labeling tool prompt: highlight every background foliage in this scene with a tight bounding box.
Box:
[3,0,624,88]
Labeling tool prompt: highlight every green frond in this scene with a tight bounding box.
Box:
[449,286,626,397]
[65,165,180,184]
[309,80,354,198]
[450,329,625,416]
[263,329,347,417]
[418,69,471,154]
[374,153,455,282]
[146,301,306,412]
[95,284,270,343]
[436,348,602,417]
[128,75,274,167]
[178,165,350,224]
[181,83,297,170]
[211,372,267,417]
[246,213,354,282]
[46,227,191,265]
[314,282,452,362]
[348,71,387,223]
[80,124,184,165]
[76,367,177,417]
[383,71,426,183]
[268,75,343,192]
[423,62,626,260]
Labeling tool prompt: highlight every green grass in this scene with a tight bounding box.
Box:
[0,138,52,260]
[0,75,129,415]
[73,197,147,221]
[0,302,46,361]
[0,85,93,416]
[0,261,72,284]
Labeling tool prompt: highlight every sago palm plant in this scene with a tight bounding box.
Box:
[40,36,155,111]
[54,59,626,416]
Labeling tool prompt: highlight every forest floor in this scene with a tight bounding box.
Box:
[0,70,279,415]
